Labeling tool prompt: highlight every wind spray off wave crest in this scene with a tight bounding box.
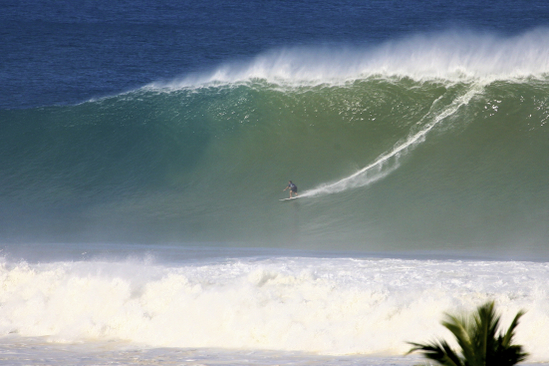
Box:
[148,28,549,91]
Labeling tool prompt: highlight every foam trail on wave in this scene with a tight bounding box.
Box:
[301,84,484,198]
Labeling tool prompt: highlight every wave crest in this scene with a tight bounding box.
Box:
[148,28,549,91]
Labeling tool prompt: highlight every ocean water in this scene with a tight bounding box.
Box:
[2,0,549,364]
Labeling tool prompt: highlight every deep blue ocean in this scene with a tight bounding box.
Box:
[1,1,549,365]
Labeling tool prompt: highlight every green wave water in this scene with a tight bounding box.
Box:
[1,77,549,257]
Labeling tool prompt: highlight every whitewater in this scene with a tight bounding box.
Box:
[0,246,548,365]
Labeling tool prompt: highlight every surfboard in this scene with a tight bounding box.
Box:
[279,196,299,201]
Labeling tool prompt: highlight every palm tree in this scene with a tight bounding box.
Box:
[408,301,528,366]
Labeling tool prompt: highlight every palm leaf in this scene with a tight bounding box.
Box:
[407,301,528,366]
[501,310,525,347]
[442,314,475,364]
[408,340,464,366]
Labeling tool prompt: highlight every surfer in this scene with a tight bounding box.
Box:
[283,180,298,198]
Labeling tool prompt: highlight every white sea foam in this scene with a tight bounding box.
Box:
[0,254,548,361]
[148,28,549,91]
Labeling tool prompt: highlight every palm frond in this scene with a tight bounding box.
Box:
[408,340,464,366]
[407,301,528,366]
[472,301,500,366]
[501,310,525,347]
[442,314,474,364]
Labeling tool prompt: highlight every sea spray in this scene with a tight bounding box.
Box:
[148,28,549,91]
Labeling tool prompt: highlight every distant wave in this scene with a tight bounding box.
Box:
[148,28,549,91]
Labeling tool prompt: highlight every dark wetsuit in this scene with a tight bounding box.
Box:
[288,182,297,193]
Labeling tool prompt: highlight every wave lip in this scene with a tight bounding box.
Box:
[148,28,549,91]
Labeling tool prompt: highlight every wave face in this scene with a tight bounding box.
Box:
[2,33,549,256]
